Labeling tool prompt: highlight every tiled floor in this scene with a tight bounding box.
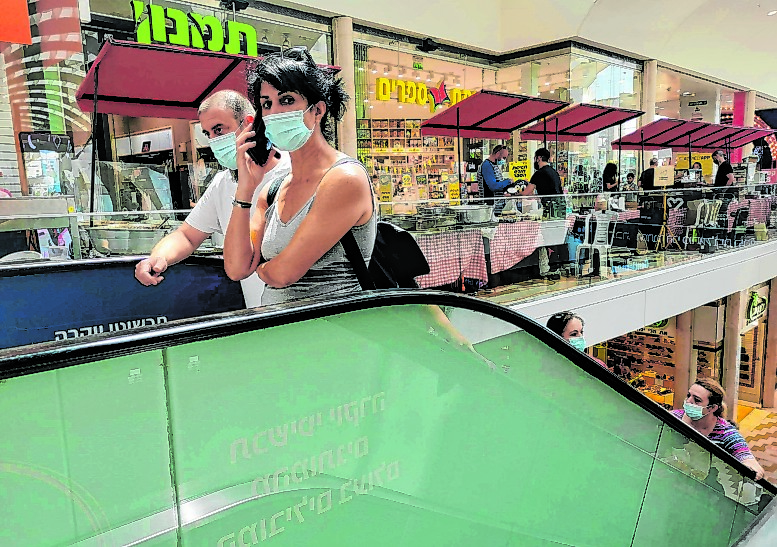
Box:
[739,407,777,484]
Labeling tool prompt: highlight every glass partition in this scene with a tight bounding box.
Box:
[0,298,772,545]
[378,184,777,305]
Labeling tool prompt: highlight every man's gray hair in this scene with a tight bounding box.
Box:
[649,157,658,166]
[198,90,255,122]
[713,149,726,159]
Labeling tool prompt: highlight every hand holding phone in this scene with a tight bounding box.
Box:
[246,115,273,166]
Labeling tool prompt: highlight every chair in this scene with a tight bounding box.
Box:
[575,211,617,277]
[684,200,710,248]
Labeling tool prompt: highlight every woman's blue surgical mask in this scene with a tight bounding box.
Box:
[209,132,238,170]
[568,336,586,352]
[263,105,315,152]
[683,401,709,421]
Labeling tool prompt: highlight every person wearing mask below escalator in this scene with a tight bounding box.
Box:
[546,311,607,367]
[671,378,764,480]
[477,145,514,216]
[134,90,291,308]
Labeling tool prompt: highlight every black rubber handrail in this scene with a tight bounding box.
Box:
[0,289,773,493]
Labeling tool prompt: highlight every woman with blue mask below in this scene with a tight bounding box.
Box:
[546,311,608,368]
[671,378,764,480]
[223,48,375,305]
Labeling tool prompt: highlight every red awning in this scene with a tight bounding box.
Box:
[520,103,644,143]
[76,38,338,120]
[611,118,775,152]
[420,90,569,140]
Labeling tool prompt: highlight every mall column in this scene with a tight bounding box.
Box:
[722,290,745,421]
[762,279,777,408]
[640,60,657,170]
[333,16,357,158]
[674,310,694,410]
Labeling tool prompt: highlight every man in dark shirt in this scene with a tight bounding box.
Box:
[712,150,734,187]
[519,147,563,279]
[638,157,658,190]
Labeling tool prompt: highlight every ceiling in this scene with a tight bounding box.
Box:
[291,0,777,99]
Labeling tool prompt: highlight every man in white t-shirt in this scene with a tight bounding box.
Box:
[134,90,291,307]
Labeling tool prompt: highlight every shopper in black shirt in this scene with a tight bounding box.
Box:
[712,150,734,187]
[638,157,658,191]
[519,147,563,279]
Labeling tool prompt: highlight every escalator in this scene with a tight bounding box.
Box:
[1,291,774,546]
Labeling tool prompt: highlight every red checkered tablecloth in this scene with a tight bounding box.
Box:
[727,198,770,229]
[415,229,488,289]
[489,221,542,274]
[617,209,640,221]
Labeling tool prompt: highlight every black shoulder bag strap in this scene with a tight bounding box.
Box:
[330,156,377,290]
[266,176,285,207]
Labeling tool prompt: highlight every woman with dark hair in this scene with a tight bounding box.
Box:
[602,162,619,192]
[671,378,764,480]
[223,48,375,305]
[546,311,586,352]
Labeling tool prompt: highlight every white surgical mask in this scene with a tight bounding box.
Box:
[263,105,315,152]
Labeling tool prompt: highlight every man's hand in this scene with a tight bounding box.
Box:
[135,256,168,286]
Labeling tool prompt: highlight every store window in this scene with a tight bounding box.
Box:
[354,43,498,209]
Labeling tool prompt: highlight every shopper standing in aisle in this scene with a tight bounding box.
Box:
[712,150,735,188]
[637,157,658,191]
[517,147,563,280]
[223,48,375,306]
[477,144,514,216]
[602,162,620,192]
[134,90,291,307]
[672,378,765,480]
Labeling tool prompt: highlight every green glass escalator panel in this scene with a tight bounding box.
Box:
[1,300,773,546]
[0,351,175,545]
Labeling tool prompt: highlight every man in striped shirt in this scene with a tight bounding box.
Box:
[477,145,514,215]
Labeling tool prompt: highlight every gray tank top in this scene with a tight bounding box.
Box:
[260,157,376,306]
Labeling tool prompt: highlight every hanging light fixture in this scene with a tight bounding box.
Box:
[426,72,433,82]
[282,33,290,48]
[369,61,378,74]
[397,66,405,78]
[261,29,269,44]
[383,65,390,76]
[414,71,421,81]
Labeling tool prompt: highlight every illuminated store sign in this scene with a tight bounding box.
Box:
[131,0,258,56]
[375,77,475,113]
[746,291,768,324]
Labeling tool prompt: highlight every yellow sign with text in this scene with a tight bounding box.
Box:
[674,152,713,175]
[375,77,476,113]
[509,161,531,182]
[448,180,460,205]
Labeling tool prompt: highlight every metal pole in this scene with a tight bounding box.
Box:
[618,124,622,182]
[688,132,692,179]
[543,117,547,150]
[89,63,100,229]
[555,117,559,169]
[456,107,463,189]
[640,130,645,175]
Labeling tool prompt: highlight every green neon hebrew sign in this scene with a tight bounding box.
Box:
[131,0,258,56]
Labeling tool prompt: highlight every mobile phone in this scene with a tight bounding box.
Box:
[246,115,273,166]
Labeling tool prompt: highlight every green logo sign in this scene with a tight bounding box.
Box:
[131,0,258,56]
[747,291,768,324]
[412,61,423,70]
[647,319,668,329]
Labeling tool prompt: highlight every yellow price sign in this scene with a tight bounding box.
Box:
[510,160,530,182]
[448,181,461,205]
[402,174,412,187]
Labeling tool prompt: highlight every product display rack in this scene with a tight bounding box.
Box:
[357,118,456,180]
[606,331,677,408]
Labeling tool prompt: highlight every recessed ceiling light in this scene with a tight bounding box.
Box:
[768,10,777,15]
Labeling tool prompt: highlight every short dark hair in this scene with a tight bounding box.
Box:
[713,150,726,160]
[492,144,506,155]
[627,172,635,179]
[546,311,584,337]
[535,147,551,162]
[248,47,348,141]
[649,158,658,166]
